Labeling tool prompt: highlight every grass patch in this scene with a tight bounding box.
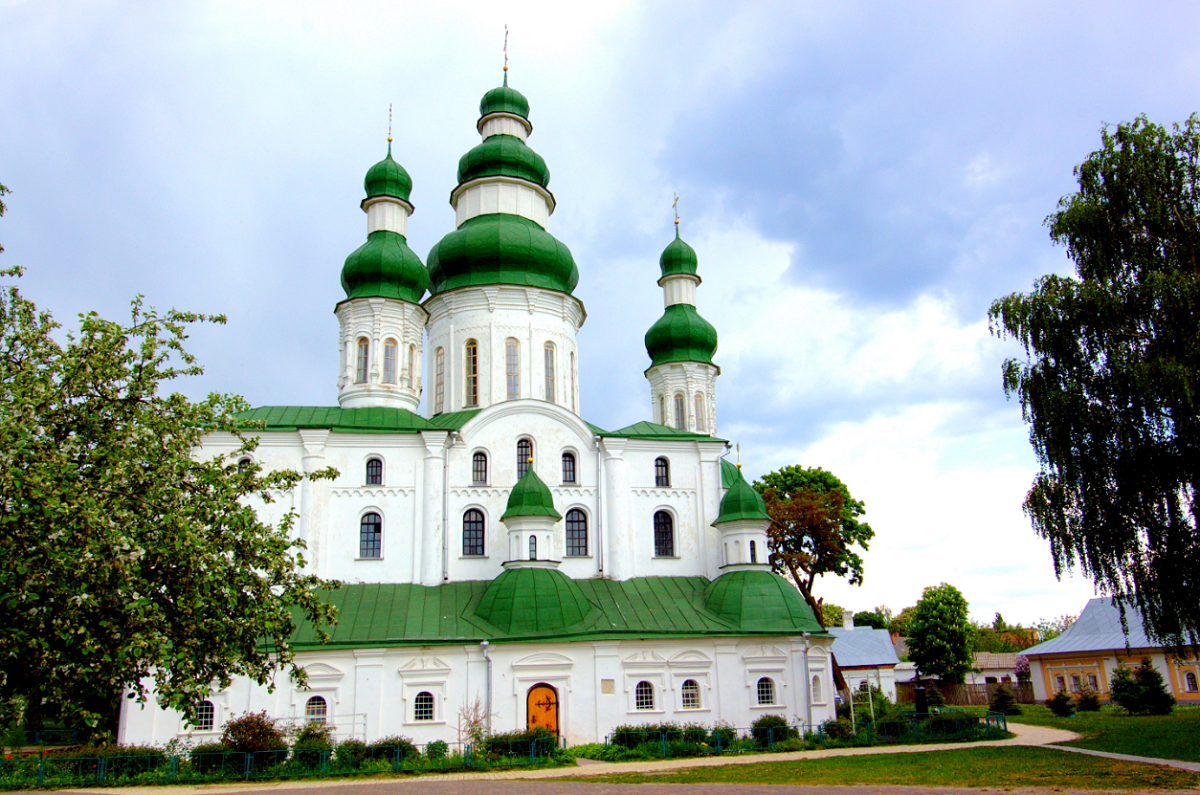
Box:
[558,746,1199,789]
[1011,703,1200,762]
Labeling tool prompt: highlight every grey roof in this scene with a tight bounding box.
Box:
[1022,597,1156,656]
[828,627,901,668]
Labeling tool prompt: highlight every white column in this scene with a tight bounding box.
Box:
[713,640,740,725]
[354,650,385,741]
[592,642,621,743]
[421,431,448,585]
[298,429,331,575]
[600,438,631,578]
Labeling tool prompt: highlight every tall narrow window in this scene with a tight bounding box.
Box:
[544,341,556,403]
[360,512,382,558]
[414,692,434,721]
[463,509,485,556]
[569,352,575,411]
[407,344,416,387]
[757,677,776,705]
[528,535,537,560]
[366,457,383,485]
[1187,672,1198,692]
[517,439,532,479]
[305,695,327,724]
[566,508,587,556]
[811,675,823,703]
[654,511,674,556]
[681,680,700,710]
[694,393,706,432]
[434,347,445,414]
[464,339,479,407]
[195,700,215,732]
[383,339,398,384]
[472,452,488,485]
[750,539,757,563]
[356,338,370,383]
[655,457,670,487]
[635,681,654,710]
[674,393,686,430]
[505,338,520,400]
[562,452,576,484]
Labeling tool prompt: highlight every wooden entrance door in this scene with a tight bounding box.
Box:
[526,683,558,734]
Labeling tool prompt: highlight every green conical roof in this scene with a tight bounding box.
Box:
[702,570,823,633]
[645,304,718,367]
[341,231,429,303]
[473,567,596,636]
[660,232,699,278]
[427,213,578,296]
[458,134,549,187]
[501,466,562,522]
[480,83,530,120]
[364,145,413,202]
[714,468,772,526]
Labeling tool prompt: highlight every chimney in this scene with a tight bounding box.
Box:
[843,610,854,629]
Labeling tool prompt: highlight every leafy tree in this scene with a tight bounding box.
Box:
[907,583,974,683]
[988,684,1022,716]
[754,465,874,626]
[1046,689,1075,717]
[0,261,339,732]
[888,606,917,636]
[1034,614,1077,642]
[853,610,888,630]
[820,602,848,629]
[971,613,1039,653]
[1110,658,1176,715]
[989,115,1200,651]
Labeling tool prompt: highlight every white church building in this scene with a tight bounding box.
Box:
[119,77,834,747]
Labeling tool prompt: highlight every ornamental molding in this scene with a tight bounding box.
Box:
[457,400,598,447]
[302,662,346,681]
[450,487,508,499]
[622,649,667,667]
[512,652,574,670]
[331,487,415,499]
[632,488,695,500]
[551,487,597,499]
[743,645,787,664]
[398,655,451,677]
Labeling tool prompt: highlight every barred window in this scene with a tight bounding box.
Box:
[383,339,398,384]
[366,457,383,485]
[1070,675,1081,693]
[356,338,370,383]
[359,512,382,558]
[681,679,700,710]
[434,347,445,414]
[1187,672,1198,692]
[237,457,252,474]
[655,457,670,487]
[528,535,537,560]
[654,511,674,557]
[1087,673,1099,690]
[414,692,434,721]
[463,509,485,556]
[195,700,215,731]
[472,452,488,485]
[635,680,654,710]
[674,393,686,430]
[757,677,776,705]
[562,452,576,484]
[565,509,587,556]
[1055,675,1066,692]
[544,341,556,403]
[750,539,757,563]
[506,338,520,400]
[464,339,479,407]
[694,393,706,432]
[517,439,533,479]
[306,695,327,724]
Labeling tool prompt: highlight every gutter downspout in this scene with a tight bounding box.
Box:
[480,640,492,734]
[802,632,813,727]
[595,436,604,575]
[443,431,456,581]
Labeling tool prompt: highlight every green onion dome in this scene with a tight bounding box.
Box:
[457,135,549,188]
[702,570,823,633]
[363,145,413,202]
[713,470,772,525]
[480,83,530,120]
[501,466,562,522]
[427,213,578,296]
[474,567,597,636]
[645,304,718,367]
[660,233,699,278]
[341,231,429,303]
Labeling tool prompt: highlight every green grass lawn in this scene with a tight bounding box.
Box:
[1010,703,1200,762]
[559,746,1199,790]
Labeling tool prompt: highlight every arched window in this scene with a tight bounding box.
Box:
[472,452,488,485]
[237,457,252,474]
[569,351,576,410]
[434,347,445,414]
[565,509,587,556]
[195,700,215,731]
[366,457,383,486]
[750,540,757,563]
[359,512,382,558]
[562,452,576,484]
[654,511,674,557]
[635,680,655,710]
[1187,672,1198,692]
[463,509,485,556]
[544,341,556,403]
[659,395,666,425]
[655,457,670,487]
[674,393,686,430]
[517,438,533,479]
[305,695,327,724]
[681,679,700,710]
[355,338,370,383]
[694,393,706,432]
[811,675,823,703]
[464,339,479,407]
[505,338,520,400]
[383,339,398,384]
[528,535,537,560]
[414,691,434,721]
[757,677,776,705]
[407,344,416,387]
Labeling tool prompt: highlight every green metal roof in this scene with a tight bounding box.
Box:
[500,467,562,522]
[364,145,413,202]
[427,213,578,296]
[645,304,718,368]
[600,420,725,442]
[660,231,699,278]
[341,231,429,303]
[721,458,740,489]
[713,468,772,525]
[426,408,482,429]
[458,134,549,188]
[237,406,438,433]
[290,573,823,648]
[480,83,530,120]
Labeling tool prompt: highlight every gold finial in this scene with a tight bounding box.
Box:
[387,103,393,144]
[503,25,509,85]
[527,456,534,464]
[735,443,742,469]
[673,193,681,238]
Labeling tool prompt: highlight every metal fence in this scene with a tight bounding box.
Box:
[896,682,1035,706]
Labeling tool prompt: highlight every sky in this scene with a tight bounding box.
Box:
[2,0,1197,626]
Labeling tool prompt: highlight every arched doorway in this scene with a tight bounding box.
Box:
[526,683,558,734]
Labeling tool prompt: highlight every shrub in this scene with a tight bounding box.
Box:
[772,737,806,752]
[220,711,286,754]
[1047,689,1075,717]
[710,721,736,749]
[425,739,448,760]
[924,683,946,708]
[189,742,235,775]
[1075,687,1102,712]
[483,726,556,759]
[51,745,167,778]
[609,722,682,749]
[1110,658,1175,715]
[367,735,417,762]
[335,739,367,768]
[291,723,333,769]
[750,714,796,747]
[988,684,1022,716]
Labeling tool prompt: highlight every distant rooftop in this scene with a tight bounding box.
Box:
[828,626,900,669]
[1022,597,1157,656]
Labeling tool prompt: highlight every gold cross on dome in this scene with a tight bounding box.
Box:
[673,192,680,226]
[388,103,393,144]
[504,25,509,79]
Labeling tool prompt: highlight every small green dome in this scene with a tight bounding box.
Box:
[427,213,578,296]
[480,83,530,120]
[457,135,549,188]
[645,304,718,367]
[341,231,429,303]
[364,145,413,202]
[501,466,562,522]
[714,469,772,526]
[660,233,699,278]
[703,570,823,633]
[474,567,596,636]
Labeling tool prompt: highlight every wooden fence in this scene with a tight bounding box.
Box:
[895,681,1035,706]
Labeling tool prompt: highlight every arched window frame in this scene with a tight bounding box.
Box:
[811,675,824,704]
[634,680,655,711]
[413,691,435,721]
[505,337,520,400]
[655,457,670,488]
[561,451,577,484]
[472,451,489,486]
[305,695,327,724]
[356,337,370,384]
[359,510,383,559]
[565,508,588,557]
[528,535,537,560]
[653,510,675,557]
[236,456,253,474]
[517,438,534,480]
[383,338,398,384]
[464,339,479,407]
[194,700,215,732]
[434,347,445,414]
[757,677,776,706]
[462,508,486,557]
[365,456,384,486]
[407,344,416,388]
[694,392,706,432]
[543,341,556,403]
[1187,672,1198,692]
[673,393,686,430]
[750,539,757,563]
[680,679,701,710]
